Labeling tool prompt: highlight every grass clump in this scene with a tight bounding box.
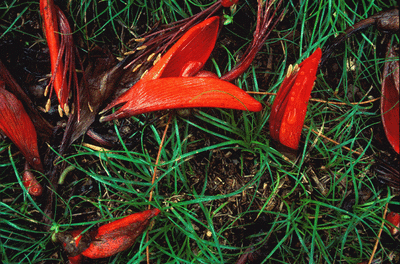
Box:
[0,0,399,263]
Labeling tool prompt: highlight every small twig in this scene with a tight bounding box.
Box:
[246,91,276,95]
[368,202,389,264]
[147,114,172,206]
[81,142,110,152]
[308,97,380,105]
[247,91,380,105]
[146,114,172,264]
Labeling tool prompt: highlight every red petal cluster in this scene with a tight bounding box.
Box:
[100,16,262,122]
[40,0,80,116]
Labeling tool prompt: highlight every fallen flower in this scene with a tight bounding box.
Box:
[59,208,160,260]
[60,1,281,151]
[82,208,160,259]
[0,81,43,171]
[40,0,80,116]
[386,211,400,236]
[381,43,399,154]
[100,16,262,122]
[269,47,322,150]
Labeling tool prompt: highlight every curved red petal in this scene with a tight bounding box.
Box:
[40,0,68,109]
[269,48,321,150]
[82,208,160,259]
[0,84,43,171]
[100,77,262,122]
[269,66,299,141]
[142,16,220,80]
[381,45,399,154]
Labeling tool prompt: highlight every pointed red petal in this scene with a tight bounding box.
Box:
[0,83,43,171]
[269,48,321,150]
[269,65,300,141]
[81,208,160,259]
[381,45,399,154]
[142,16,220,81]
[100,77,262,122]
[40,0,68,110]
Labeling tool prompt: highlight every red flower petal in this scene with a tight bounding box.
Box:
[381,44,399,154]
[67,254,83,264]
[81,208,160,259]
[142,16,220,81]
[269,48,321,150]
[101,16,262,122]
[40,0,68,110]
[221,0,239,8]
[0,82,43,171]
[100,77,262,122]
[386,212,400,235]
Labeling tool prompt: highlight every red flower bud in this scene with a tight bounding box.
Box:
[0,82,43,171]
[22,162,43,196]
